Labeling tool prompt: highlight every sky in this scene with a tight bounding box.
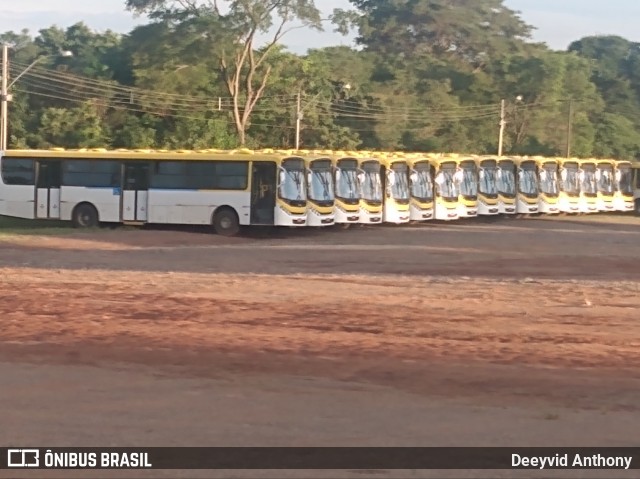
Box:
[1,0,640,53]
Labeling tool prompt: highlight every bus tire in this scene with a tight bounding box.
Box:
[635,199,640,216]
[72,203,99,228]
[213,207,240,236]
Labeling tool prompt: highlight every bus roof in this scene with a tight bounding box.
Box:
[2,148,319,162]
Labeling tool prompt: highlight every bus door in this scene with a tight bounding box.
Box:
[35,160,61,219]
[122,162,149,222]
[250,161,276,225]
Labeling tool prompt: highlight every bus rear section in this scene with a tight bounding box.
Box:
[431,159,460,221]
[613,160,635,212]
[476,157,499,215]
[456,158,478,218]
[305,157,335,227]
[577,160,599,214]
[595,159,615,212]
[536,158,560,214]
[333,157,360,225]
[558,159,581,213]
[496,158,516,214]
[515,158,539,214]
[379,157,411,224]
[357,158,383,224]
[407,158,434,221]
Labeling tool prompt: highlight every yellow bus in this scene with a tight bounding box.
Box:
[515,157,540,214]
[558,158,581,213]
[496,157,517,214]
[632,161,640,215]
[430,155,461,221]
[304,155,335,226]
[356,156,383,224]
[456,157,478,218]
[406,155,435,221]
[475,156,500,215]
[535,156,560,214]
[577,159,599,214]
[332,154,361,225]
[613,160,635,213]
[595,158,616,212]
[377,154,411,224]
[0,148,309,235]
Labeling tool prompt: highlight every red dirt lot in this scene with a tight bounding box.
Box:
[1,216,640,479]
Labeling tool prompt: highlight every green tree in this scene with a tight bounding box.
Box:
[37,102,109,147]
[125,0,323,145]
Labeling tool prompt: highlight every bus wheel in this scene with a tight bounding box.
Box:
[338,223,352,230]
[72,203,99,228]
[213,208,240,236]
[635,199,640,216]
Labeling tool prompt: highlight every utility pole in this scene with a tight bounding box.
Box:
[295,90,302,150]
[1,44,9,151]
[497,98,506,157]
[566,99,574,158]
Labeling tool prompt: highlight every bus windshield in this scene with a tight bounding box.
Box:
[435,168,459,199]
[410,163,433,201]
[458,164,478,197]
[539,163,559,195]
[597,165,614,194]
[308,160,334,203]
[280,167,306,202]
[518,168,538,196]
[478,166,498,195]
[615,167,633,194]
[389,163,410,201]
[581,166,598,195]
[560,165,580,194]
[336,167,359,200]
[360,162,382,202]
[497,163,516,195]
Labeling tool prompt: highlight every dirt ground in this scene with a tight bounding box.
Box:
[1,215,640,479]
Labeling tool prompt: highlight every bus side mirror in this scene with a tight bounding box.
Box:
[453,170,464,183]
[279,169,286,185]
[306,170,312,186]
[387,171,396,186]
[434,173,445,186]
[410,171,418,184]
[595,170,602,182]
[539,170,547,181]
[335,169,342,182]
[615,170,622,182]
[560,168,568,182]
[357,172,365,184]
[578,170,586,183]
[478,169,485,180]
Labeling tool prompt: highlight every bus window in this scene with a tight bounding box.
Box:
[1,158,35,185]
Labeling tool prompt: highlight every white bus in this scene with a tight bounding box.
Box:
[613,160,635,212]
[456,158,479,218]
[496,158,517,214]
[0,148,309,235]
[333,156,361,225]
[356,157,383,224]
[378,155,411,224]
[407,156,434,221]
[305,156,335,227]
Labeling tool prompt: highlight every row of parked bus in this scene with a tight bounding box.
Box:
[305,151,638,228]
[0,148,638,235]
